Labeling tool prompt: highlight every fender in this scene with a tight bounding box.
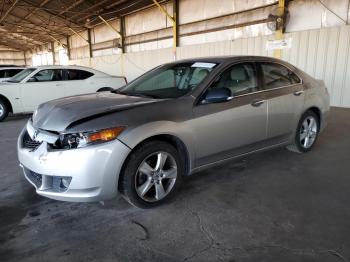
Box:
[118,120,196,172]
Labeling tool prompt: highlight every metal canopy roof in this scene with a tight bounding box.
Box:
[0,0,158,51]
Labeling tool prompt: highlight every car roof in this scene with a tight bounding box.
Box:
[171,55,288,64]
[33,65,97,70]
[28,65,108,76]
[0,64,22,67]
[0,67,26,70]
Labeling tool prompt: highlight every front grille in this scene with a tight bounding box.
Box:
[22,131,42,150]
[27,170,42,188]
[24,167,71,192]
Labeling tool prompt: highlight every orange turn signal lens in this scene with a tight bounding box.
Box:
[87,127,125,143]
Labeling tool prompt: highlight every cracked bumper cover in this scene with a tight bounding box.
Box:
[17,127,131,202]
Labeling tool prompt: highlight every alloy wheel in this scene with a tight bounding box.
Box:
[135,151,177,202]
[0,103,4,118]
[300,116,318,149]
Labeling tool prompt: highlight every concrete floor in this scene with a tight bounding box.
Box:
[0,108,349,262]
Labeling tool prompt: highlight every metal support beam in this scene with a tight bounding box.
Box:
[23,0,51,20]
[0,0,20,24]
[68,28,89,44]
[152,0,176,59]
[23,51,27,66]
[51,41,56,64]
[73,0,111,22]
[0,40,24,51]
[57,0,84,16]
[87,29,93,58]
[6,13,67,39]
[98,15,123,51]
[98,16,122,37]
[120,16,126,53]
[173,0,179,48]
[274,0,285,59]
[20,0,83,30]
[66,36,71,60]
[48,34,65,48]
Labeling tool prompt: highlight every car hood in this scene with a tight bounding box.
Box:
[32,92,158,132]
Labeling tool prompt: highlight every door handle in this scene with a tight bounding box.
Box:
[294,90,304,96]
[251,99,265,107]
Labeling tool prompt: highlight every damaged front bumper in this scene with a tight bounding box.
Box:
[17,123,131,202]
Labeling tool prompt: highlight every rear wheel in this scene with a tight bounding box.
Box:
[119,141,183,208]
[287,110,319,153]
[0,99,9,122]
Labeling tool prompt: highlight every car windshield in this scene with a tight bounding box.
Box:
[7,68,36,83]
[117,62,217,99]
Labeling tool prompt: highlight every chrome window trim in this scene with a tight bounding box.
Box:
[195,60,304,105]
[233,83,302,99]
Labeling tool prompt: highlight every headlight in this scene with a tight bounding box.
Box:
[58,127,125,149]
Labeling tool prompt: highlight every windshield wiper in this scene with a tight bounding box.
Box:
[112,90,161,99]
[111,89,127,95]
[128,93,161,99]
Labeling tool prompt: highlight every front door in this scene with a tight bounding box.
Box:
[21,69,65,112]
[193,62,268,167]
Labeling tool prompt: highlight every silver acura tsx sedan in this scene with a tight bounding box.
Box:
[17,56,330,208]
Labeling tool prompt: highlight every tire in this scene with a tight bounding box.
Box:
[287,110,320,153]
[119,141,183,208]
[0,99,9,122]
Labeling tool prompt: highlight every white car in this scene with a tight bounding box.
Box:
[0,67,25,83]
[0,65,127,121]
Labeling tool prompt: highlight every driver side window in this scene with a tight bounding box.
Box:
[211,63,258,96]
[33,69,63,82]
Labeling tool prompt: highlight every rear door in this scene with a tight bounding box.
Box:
[63,69,95,97]
[21,69,65,111]
[258,62,304,144]
[193,62,268,167]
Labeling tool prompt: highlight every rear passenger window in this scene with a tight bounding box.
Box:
[211,63,258,96]
[0,70,5,78]
[261,63,301,90]
[67,70,93,80]
[8,69,22,77]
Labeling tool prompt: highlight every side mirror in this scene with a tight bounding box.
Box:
[27,77,37,82]
[201,87,232,104]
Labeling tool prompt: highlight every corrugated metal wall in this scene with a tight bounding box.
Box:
[177,25,350,108]
[70,25,350,108]
[0,49,25,65]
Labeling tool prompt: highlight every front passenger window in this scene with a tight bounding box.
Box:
[211,63,258,96]
[33,69,63,82]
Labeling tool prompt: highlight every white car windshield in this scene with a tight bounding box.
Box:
[7,68,36,83]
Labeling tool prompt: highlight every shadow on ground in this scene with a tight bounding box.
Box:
[0,108,349,262]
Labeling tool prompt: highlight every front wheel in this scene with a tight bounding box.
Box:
[287,110,320,153]
[119,141,183,208]
[0,99,9,122]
